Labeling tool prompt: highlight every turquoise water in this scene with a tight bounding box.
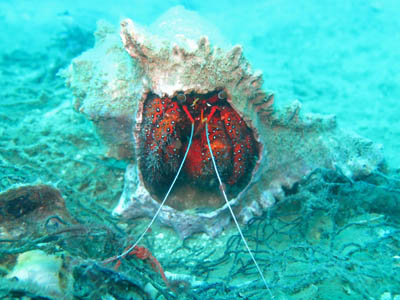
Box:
[1,0,399,166]
[0,1,399,299]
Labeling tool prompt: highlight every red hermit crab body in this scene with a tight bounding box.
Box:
[139,90,258,209]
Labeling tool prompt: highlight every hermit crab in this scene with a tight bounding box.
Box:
[140,90,258,205]
[64,6,383,297]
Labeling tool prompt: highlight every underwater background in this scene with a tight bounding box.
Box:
[0,0,399,299]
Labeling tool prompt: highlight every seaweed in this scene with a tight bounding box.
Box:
[1,165,399,300]
[176,168,400,299]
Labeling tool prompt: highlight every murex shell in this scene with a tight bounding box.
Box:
[64,7,384,238]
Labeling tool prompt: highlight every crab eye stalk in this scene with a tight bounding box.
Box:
[218,90,227,100]
[176,93,186,104]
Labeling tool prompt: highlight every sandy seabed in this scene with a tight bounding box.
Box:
[0,1,399,299]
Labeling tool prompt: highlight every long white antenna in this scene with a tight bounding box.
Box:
[104,122,195,263]
[205,121,274,299]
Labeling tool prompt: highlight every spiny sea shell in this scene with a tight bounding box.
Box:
[64,7,384,238]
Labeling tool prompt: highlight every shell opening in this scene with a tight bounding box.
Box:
[138,89,260,211]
